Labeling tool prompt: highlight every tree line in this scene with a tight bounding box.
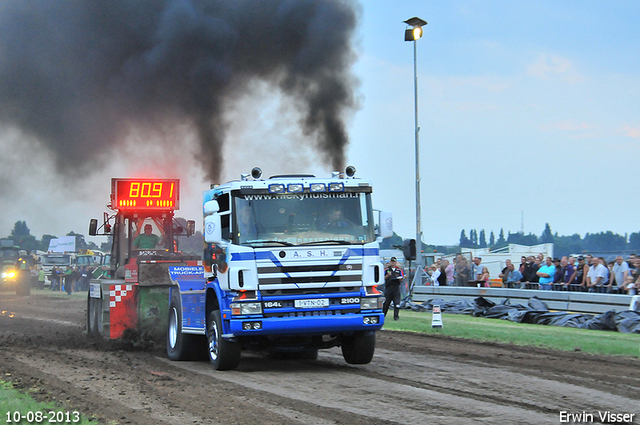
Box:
[380,223,640,258]
[458,223,640,257]
[1,220,203,255]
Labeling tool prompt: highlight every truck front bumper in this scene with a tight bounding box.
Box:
[229,312,384,336]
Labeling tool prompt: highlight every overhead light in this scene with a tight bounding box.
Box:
[268,184,285,194]
[310,183,326,192]
[404,17,427,41]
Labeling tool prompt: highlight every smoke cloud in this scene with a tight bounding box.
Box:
[0,0,359,182]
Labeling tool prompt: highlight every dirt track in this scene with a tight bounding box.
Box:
[1,290,639,425]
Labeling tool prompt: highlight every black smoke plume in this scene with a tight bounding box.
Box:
[0,0,359,181]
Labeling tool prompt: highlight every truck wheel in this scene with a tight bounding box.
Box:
[207,310,240,370]
[167,293,201,361]
[87,292,102,337]
[341,331,376,364]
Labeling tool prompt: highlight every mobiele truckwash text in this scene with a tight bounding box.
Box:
[559,410,635,423]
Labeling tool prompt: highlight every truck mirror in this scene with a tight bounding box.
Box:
[89,219,98,236]
[378,211,393,239]
[204,200,220,215]
[187,220,196,237]
[204,214,222,244]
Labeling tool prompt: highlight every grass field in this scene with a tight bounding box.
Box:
[383,310,640,357]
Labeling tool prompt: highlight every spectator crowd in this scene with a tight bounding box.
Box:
[425,253,640,294]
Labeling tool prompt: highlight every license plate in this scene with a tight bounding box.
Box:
[294,298,329,308]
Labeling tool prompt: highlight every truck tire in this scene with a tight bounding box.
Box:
[341,331,375,364]
[16,271,30,296]
[87,292,102,337]
[167,293,202,361]
[207,309,240,370]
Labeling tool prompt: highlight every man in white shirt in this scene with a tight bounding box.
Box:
[612,256,630,292]
[586,257,609,293]
[471,257,483,281]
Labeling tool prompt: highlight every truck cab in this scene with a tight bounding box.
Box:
[167,167,393,369]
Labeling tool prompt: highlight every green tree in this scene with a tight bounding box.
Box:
[539,223,554,244]
[583,231,626,252]
[479,230,487,248]
[470,229,478,246]
[459,230,471,248]
[629,232,640,252]
[489,231,495,246]
[9,221,39,252]
[507,231,538,246]
[380,231,403,250]
[40,234,58,252]
[497,228,506,245]
[67,231,88,251]
[553,234,584,257]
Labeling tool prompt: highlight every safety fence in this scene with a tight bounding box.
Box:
[412,286,634,315]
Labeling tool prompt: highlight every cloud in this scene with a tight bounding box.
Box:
[622,125,640,138]
[527,53,588,84]
[540,120,596,132]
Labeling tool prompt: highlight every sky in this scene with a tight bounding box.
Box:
[1,0,639,247]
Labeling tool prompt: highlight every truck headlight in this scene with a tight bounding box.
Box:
[230,302,262,316]
[360,297,382,310]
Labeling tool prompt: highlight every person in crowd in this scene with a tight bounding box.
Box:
[522,256,540,286]
[471,257,483,281]
[455,256,470,287]
[603,257,616,293]
[444,259,454,286]
[519,256,527,274]
[586,257,609,293]
[554,257,574,287]
[624,257,640,295]
[63,265,75,294]
[479,266,490,287]
[382,257,404,321]
[536,257,556,290]
[627,254,637,277]
[567,256,589,291]
[612,256,629,294]
[428,264,440,286]
[503,262,523,288]
[50,266,61,291]
[37,267,46,290]
[79,266,90,291]
[437,264,447,287]
[586,254,594,268]
[499,259,514,284]
[568,256,576,269]
[133,224,161,249]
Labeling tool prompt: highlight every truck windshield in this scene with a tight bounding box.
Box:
[233,191,375,246]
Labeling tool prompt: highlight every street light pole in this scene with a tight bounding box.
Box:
[404,17,427,273]
[412,32,422,271]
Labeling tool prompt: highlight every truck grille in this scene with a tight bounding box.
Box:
[263,309,359,318]
[257,262,363,292]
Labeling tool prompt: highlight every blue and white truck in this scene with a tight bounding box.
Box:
[167,166,393,370]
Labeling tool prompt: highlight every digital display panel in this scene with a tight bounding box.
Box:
[111,178,180,211]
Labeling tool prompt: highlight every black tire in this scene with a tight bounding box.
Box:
[207,309,241,370]
[166,293,203,361]
[87,291,102,337]
[16,271,30,296]
[341,331,376,364]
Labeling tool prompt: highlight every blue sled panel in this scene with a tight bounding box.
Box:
[229,313,384,336]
